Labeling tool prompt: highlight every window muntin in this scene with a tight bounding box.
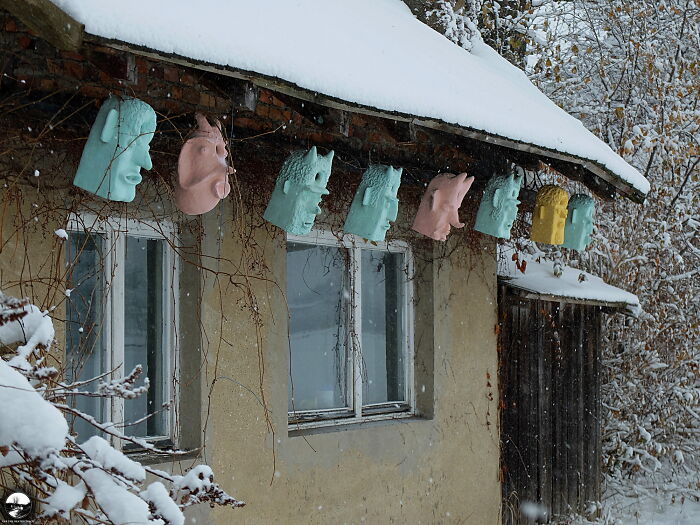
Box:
[65,216,177,445]
[287,231,413,426]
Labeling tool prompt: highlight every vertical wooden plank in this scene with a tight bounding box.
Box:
[551,300,566,517]
[593,307,602,505]
[575,304,586,513]
[582,305,596,507]
[537,297,552,518]
[518,301,533,524]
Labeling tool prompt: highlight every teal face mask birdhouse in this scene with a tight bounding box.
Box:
[73,96,157,202]
[474,173,523,239]
[562,194,595,251]
[344,165,402,242]
[263,146,335,235]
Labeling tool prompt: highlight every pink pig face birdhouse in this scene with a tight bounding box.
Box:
[175,113,233,215]
[412,172,474,241]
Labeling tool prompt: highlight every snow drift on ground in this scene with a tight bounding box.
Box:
[50,0,649,195]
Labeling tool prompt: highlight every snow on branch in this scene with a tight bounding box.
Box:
[0,292,244,523]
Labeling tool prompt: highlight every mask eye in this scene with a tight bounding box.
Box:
[315,172,322,183]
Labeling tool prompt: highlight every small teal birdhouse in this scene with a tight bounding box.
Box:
[563,194,595,251]
[263,146,335,235]
[73,96,157,202]
[474,173,523,239]
[344,165,403,242]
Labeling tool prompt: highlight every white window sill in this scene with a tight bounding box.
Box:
[288,410,421,435]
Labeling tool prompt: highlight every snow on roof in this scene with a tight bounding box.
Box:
[50,0,650,197]
[499,253,641,314]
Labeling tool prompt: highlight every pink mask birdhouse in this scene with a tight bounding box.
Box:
[412,172,474,241]
[175,113,233,215]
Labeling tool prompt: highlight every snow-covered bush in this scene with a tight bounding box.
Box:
[0,292,243,523]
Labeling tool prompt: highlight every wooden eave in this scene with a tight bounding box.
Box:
[499,277,639,316]
[0,0,83,50]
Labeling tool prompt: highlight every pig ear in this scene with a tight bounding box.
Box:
[194,113,211,132]
[430,189,439,211]
[362,187,373,206]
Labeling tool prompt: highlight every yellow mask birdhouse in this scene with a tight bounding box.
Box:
[530,185,569,245]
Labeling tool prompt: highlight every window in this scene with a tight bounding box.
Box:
[65,215,177,447]
[287,230,414,426]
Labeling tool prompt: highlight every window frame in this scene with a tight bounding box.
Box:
[66,213,179,449]
[286,229,415,429]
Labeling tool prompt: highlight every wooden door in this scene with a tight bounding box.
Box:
[499,286,602,524]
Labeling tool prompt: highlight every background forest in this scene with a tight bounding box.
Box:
[404,0,700,521]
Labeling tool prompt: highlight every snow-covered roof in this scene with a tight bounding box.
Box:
[49,0,649,200]
[499,254,641,314]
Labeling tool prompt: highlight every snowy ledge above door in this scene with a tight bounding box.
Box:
[49,0,650,201]
[498,253,642,316]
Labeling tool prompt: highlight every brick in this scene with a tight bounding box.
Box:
[269,95,286,107]
[46,59,61,75]
[169,86,183,100]
[267,106,293,123]
[60,50,84,61]
[181,72,197,85]
[214,96,231,112]
[39,79,57,92]
[258,89,274,104]
[235,117,268,131]
[64,61,85,80]
[254,104,270,118]
[199,92,216,108]
[163,66,180,82]
[80,85,110,99]
[18,36,33,49]
[182,87,200,105]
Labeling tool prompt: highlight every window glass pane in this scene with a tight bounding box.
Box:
[66,231,106,441]
[124,236,167,437]
[287,242,349,412]
[361,250,406,405]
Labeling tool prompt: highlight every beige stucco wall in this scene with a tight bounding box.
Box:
[0,174,501,523]
[200,197,502,524]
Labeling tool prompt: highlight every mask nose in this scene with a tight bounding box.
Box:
[134,144,152,170]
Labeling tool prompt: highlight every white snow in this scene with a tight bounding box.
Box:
[0,359,68,456]
[54,228,68,239]
[50,0,649,195]
[81,435,146,482]
[80,467,153,525]
[141,482,185,525]
[0,303,55,369]
[499,252,641,313]
[43,480,87,517]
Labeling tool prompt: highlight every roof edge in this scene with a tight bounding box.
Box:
[2,0,644,203]
[498,277,640,316]
[88,36,645,204]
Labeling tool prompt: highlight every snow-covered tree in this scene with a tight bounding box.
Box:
[525,0,700,485]
[0,292,243,523]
